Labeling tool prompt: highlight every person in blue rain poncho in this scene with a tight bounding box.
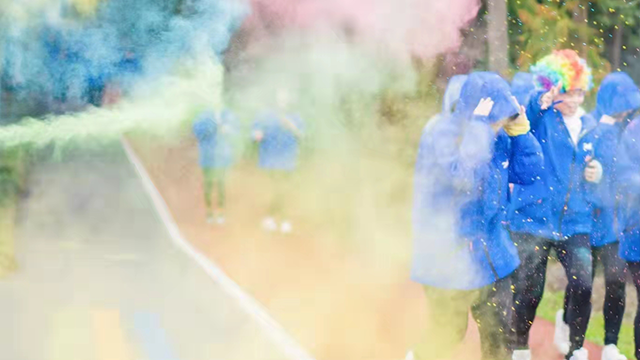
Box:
[406,72,543,360]
[616,117,640,360]
[557,72,640,360]
[193,108,239,225]
[508,50,611,360]
[252,89,305,234]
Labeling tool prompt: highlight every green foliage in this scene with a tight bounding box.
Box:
[507,0,611,85]
[588,0,640,75]
[0,146,29,207]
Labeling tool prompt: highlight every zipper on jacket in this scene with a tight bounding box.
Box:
[557,150,576,239]
[557,125,595,239]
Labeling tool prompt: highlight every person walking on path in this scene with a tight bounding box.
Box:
[407,72,543,360]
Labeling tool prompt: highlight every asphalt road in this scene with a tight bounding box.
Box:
[0,148,289,360]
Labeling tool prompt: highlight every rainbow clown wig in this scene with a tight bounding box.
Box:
[530,49,593,93]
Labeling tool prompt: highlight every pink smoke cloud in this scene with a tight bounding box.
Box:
[243,0,481,59]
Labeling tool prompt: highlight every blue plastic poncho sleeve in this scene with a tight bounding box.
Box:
[592,123,622,207]
[526,91,548,131]
[423,117,495,194]
[508,132,544,185]
[618,124,640,196]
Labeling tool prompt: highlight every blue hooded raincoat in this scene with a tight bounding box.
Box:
[411,72,544,290]
[590,72,640,248]
[617,118,640,262]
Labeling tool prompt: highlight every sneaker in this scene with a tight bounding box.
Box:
[512,349,531,360]
[602,345,626,360]
[280,221,293,234]
[569,348,589,360]
[262,217,278,232]
[206,215,215,224]
[403,351,415,360]
[554,309,571,355]
[216,215,226,225]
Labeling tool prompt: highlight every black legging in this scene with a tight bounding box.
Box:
[511,233,593,358]
[627,262,640,360]
[563,242,627,345]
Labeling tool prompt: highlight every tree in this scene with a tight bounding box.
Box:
[487,0,510,74]
[507,0,610,83]
[588,0,640,71]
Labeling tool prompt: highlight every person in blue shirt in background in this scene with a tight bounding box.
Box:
[509,50,605,360]
[406,72,543,360]
[193,108,239,225]
[252,89,305,234]
[556,72,640,360]
[617,117,640,360]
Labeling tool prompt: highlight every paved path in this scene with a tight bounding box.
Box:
[0,149,289,360]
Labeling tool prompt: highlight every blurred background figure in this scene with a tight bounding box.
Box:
[252,89,304,234]
[193,108,239,225]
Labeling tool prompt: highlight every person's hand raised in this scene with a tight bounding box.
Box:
[474,98,494,116]
[540,81,562,110]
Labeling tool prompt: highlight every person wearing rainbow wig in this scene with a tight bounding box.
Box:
[509,50,604,360]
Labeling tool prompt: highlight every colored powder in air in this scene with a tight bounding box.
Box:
[243,0,480,59]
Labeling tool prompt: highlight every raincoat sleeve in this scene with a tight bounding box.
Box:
[508,132,543,185]
[592,123,621,206]
[526,91,548,130]
[251,115,266,139]
[618,125,640,196]
[421,117,495,192]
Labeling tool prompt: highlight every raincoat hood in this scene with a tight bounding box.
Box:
[511,72,535,107]
[442,75,468,115]
[454,72,520,124]
[594,72,640,121]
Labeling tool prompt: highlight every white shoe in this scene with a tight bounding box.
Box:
[554,309,571,355]
[403,351,415,360]
[512,349,531,360]
[602,344,627,360]
[569,348,589,360]
[280,221,292,234]
[262,217,278,232]
[207,215,215,224]
[216,215,226,225]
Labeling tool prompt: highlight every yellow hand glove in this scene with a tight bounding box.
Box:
[504,114,531,137]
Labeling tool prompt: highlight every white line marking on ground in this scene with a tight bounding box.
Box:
[121,138,316,360]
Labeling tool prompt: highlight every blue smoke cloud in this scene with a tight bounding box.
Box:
[0,0,248,121]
